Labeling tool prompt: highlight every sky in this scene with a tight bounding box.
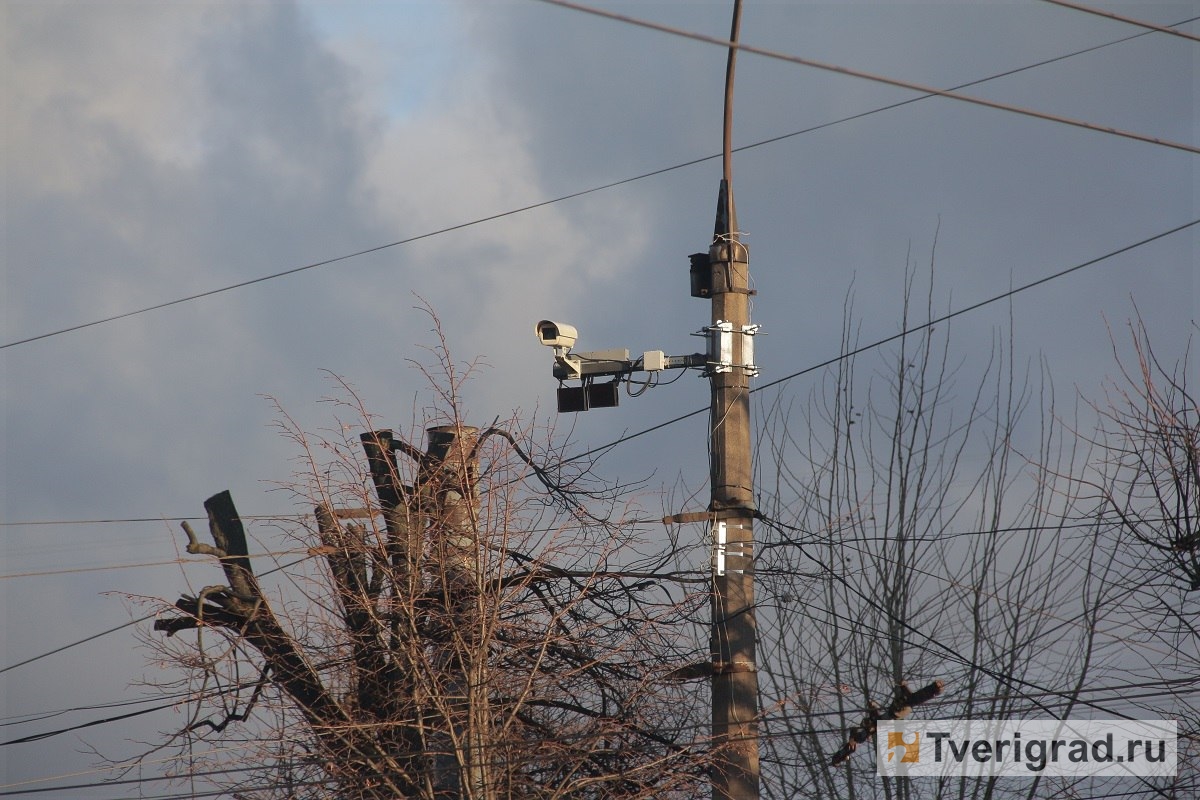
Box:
[1,0,1196,796]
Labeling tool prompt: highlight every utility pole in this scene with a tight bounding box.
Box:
[534,4,761,794]
[705,183,760,800]
[706,3,759,799]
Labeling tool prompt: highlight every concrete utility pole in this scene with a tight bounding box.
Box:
[706,180,760,800]
[706,2,760,798]
[535,4,761,794]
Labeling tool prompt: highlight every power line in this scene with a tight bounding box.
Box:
[534,0,1200,156]
[0,616,155,676]
[0,699,181,747]
[4,114,1194,736]
[3,12,1195,354]
[1038,0,1200,44]
[0,765,278,797]
[22,212,1169,513]
[2,695,199,728]
[755,516,1165,724]
[760,518,1188,664]
[0,779,328,800]
[0,742,262,792]
[0,546,1182,771]
[0,548,312,581]
[701,11,1200,162]
[9,503,1185,743]
[564,216,1200,464]
[1,201,590,351]
[0,557,309,675]
[5,215,1194,538]
[0,538,694,674]
[0,515,293,526]
[756,218,1199,393]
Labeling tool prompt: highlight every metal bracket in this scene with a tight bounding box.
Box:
[741,323,760,377]
[694,321,761,377]
[661,507,757,525]
[713,521,750,577]
[694,321,734,375]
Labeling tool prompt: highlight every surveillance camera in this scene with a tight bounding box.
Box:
[535,320,578,350]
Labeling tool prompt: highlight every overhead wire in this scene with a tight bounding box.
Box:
[0,695,205,747]
[8,679,1188,794]
[533,0,1200,155]
[0,742,266,792]
[759,517,1189,664]
[0,514,296,526]
[1038,0,1200,44]
[0,779,329,800]
[5,212,1195,533]
[0,616,156,676]
[4,570,1191,791]
[754,516,1178,726]
[2,11,1196,354]
[6,11,1195,528]
[8,676,1185,796]
[0,526,703,673]
[562,216,1200,464]
[0,548,314,581]
[3,211,1194,680]
[0,765,297,797]
[5,8,1198,772]
[0,556,311,675]
[5,504,1185,739]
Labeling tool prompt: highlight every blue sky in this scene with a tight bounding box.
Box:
[2,1,1196,796]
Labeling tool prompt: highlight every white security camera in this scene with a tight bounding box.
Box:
[535,320,578,350]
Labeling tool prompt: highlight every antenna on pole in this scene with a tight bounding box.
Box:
[720,0,741,211]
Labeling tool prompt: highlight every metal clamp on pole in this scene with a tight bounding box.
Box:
[697,320,734,375]
[696,321,761,377]
[713,521,751,576]
[740,323,760,377]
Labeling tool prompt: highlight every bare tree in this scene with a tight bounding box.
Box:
[1086,318,1199,593]
[1068,317,1200,794]
[133,296,1200,800]
[750,259,1126,800]
[140,326,714,800]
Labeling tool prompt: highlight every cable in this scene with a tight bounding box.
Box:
[0,779,329,800]
[0,549,311,581]
[0,514,297,526]
[0,616,155,676]
[4,175,1193,748]
[0,765,285,797]
[534,0,1200,156]
[3,12,1194,354]
[760,518,1187,663]
[756,520,1199,731]
[564,217,1200,464]
[0,700,181,747]
[759,516,1151,722]
[1038,0,1200,44]
[6,216,1195,550]
[0,174,706,351]
[758,218,1199,392]
[0,742,264,791]
[0,557,309,675]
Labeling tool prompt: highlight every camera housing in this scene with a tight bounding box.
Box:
[535,320,578,350]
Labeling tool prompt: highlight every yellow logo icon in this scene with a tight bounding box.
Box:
[886,731,920,763]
